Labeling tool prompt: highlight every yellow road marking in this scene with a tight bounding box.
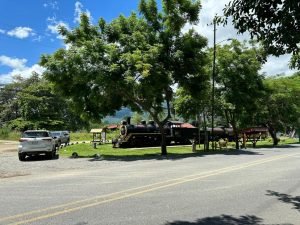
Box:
[2,152,299,225]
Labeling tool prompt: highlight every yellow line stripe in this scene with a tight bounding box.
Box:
[3,152,299,225]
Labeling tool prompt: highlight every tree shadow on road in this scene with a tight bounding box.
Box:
[266,190,300,212]
[164,214,292,225]
[87,149,261,162]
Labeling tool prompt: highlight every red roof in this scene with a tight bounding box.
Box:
[181,123,196,128]
[107,124,118,129]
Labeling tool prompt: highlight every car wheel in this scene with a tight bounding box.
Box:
[46,147,56,160]
[65,139,70,147]
[18,153,26,161]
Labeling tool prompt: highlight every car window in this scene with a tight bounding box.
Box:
[51,132,61,136]
[23,132,49,138]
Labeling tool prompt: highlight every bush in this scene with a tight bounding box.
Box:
[0,127,9,139]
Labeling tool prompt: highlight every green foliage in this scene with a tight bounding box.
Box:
[223,0,300,67]
[261,73,300,132]
[174,86,210,121]
[40,0,210,155]
[211,40,266,148]
[0,127,10,139]
[214,40,266,126]
[59,143,205,158]
[70,130,119,142]
[0,74,88,131]
[131,112,143,124]
[0,128,20,140]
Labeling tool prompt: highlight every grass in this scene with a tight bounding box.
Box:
[0,128,21,140]
[59,137,299,160]
[69,130,119,142]
[59,143,198,158]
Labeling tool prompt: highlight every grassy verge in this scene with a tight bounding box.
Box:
[59,137,299,160]
[0,128,21,141]
[59,143,201,159]
[70,130,119,142]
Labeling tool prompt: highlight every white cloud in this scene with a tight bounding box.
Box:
[0,55,27,70]
[187,0,296,76]
[0,29,5,34]
[74,1,92,24]
[47,16,70,39]
[0,56,45,84]
[261,55,297,76]
[43,1,59,10]
[33,35,43,42]
[7,27,35,39]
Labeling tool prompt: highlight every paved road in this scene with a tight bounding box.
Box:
[0,144,300,225]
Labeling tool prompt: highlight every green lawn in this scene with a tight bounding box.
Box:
[59,137,299,160]
[59,143,201,159]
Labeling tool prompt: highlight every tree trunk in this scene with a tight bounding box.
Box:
[202,112,209,151]
[227,110,239,150]
[232,124,239,150]
[266,123,279,146]
[158,124,167,155]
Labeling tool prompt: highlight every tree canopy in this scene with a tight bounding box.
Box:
[40,0,209,155]
[223,0,300,69]
[0,74,87,131]
[214,40,266,148]
[256,73,300,145]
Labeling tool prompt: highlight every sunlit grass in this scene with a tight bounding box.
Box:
[59,137,299,159]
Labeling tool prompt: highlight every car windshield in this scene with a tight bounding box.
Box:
[23,131,49,138]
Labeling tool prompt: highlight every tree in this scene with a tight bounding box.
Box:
[0,74,39,128]
[223,0,300,69]
[257,73,300,145]
[174,86,210,150]
[0,74,87,131]
[214,40,266,149]
[40,0,209,155]
[131,112,143,124]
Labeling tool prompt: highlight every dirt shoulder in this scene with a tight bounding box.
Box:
[0,140,18,154]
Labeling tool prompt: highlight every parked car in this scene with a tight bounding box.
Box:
[18,130,57,161]
[50,131,70,147]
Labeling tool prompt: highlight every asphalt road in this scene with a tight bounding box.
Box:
[0,144,300,225]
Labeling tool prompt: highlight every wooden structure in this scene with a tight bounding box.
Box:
[239,127,268,148]
[90,128,107,144]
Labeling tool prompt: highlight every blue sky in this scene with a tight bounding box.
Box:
[0,0,297,84]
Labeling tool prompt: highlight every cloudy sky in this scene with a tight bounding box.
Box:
[0,0,297,84]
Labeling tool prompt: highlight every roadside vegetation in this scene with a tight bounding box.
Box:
[0,0,299,155]
[59,137,299,159]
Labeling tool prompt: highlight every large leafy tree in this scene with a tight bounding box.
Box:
[0,74,39,128]
[256,73,300,145]
[0,74,87,131]
[40,0,209,155]
[174,86,210,150]
[223,0,300,69]
[214,40,266,149]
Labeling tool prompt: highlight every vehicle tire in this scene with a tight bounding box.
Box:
[18,153,26,161]
[51,146,56,159]
[65,139,70,147]
[46,147,56,160]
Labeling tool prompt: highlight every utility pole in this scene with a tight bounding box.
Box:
[211,18,217,150]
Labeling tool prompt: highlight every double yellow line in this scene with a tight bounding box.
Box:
[2,152,299,225]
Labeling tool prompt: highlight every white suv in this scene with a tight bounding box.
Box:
[18,130,57,161]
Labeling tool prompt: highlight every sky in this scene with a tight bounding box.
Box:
[0,0,297,84]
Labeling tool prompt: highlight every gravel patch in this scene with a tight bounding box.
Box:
[0,141,126,180]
